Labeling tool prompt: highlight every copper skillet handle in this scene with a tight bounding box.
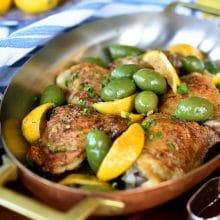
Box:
[0,156,124,220]
[165,1,220,16]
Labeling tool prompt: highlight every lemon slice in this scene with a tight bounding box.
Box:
[97,123,144,181]
[142,50,181,93]
[93,94,135,115]
[212,73,220,86]
[0,0,12,14]
[120,111,144,122]
[22,103,54,143]
[59,174,110,187]
[168,43,204,60]
[14,0,61,14]
[3,119,28,160]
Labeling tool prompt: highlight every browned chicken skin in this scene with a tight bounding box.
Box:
[27,105,129,174]
[136,113,220,186]
[62,63,110,105]
[160,72,220,118]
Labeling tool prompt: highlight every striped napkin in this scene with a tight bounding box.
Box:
[0,0,197,99]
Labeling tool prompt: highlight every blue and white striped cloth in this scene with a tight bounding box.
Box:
[0,0,203,98]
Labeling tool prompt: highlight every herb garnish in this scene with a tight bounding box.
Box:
[125,112,131,118]
[102,76,110,87]
[72,72,79,80]
[156,131,163,139]
[65,80,70,87]
[78,99,87,107]
[167,143,175,150]
[83,86,95,98]
[141,120,156,133]
[81,108,90,116]
[147,133,154,142]
[170,115,177,122]
[47,140,52,147]
[177,83,190,94]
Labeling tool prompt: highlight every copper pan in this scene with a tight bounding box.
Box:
[1,2,220,219]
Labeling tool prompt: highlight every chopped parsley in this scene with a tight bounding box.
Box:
[83,86,95,98]
[147,133,154,142]
[83,86,94,93]
[170,115,177,122]
[77,127,83,131]
[71,72,79,80]
[92,107,97,113]
[167,143,175,150]
[141,120,156,133]
[101,76,110,87]
[177,83,190,94]
[78,99,87,107]
[125,112,131,118]
[47,140,52,147]
[156,131,163,139]
[65,80,70,87]
[81,108,90,116]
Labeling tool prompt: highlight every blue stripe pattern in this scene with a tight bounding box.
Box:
[0,0,199,94]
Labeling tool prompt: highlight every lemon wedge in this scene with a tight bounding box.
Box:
[168,43,204,60]
[0,0,12,14]
[97,123,144,181]
[14,0,61,14]
[59,174,110,187]
[120,111,144,122]
[93,94,135,115]
[22,103,54,143]
[3,119,28,160]
[212,73,220,86]
[142,50,181,93]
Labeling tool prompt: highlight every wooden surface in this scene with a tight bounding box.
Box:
[0,171,219,220]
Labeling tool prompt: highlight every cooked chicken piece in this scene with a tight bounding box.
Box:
[27,104,130,174]
[136,113,220,186]
[56,63,110,105]
[160,72,220,119]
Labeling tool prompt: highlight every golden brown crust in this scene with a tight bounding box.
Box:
[27,104,130,174]
[159,72,220,118]
[65,63,110,104]
[136,113,220,183]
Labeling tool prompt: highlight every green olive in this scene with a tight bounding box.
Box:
[40,85,66,107]
[81,57,107,68]
[175,97,214,121]
[108,44,143,60]
[134,91,158,114]
[86,130,112,173]
[182,55,205,73]
[101,78,136,101]
[204,60,220,75]
[133,68,167,95]
[111,64,142,79]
